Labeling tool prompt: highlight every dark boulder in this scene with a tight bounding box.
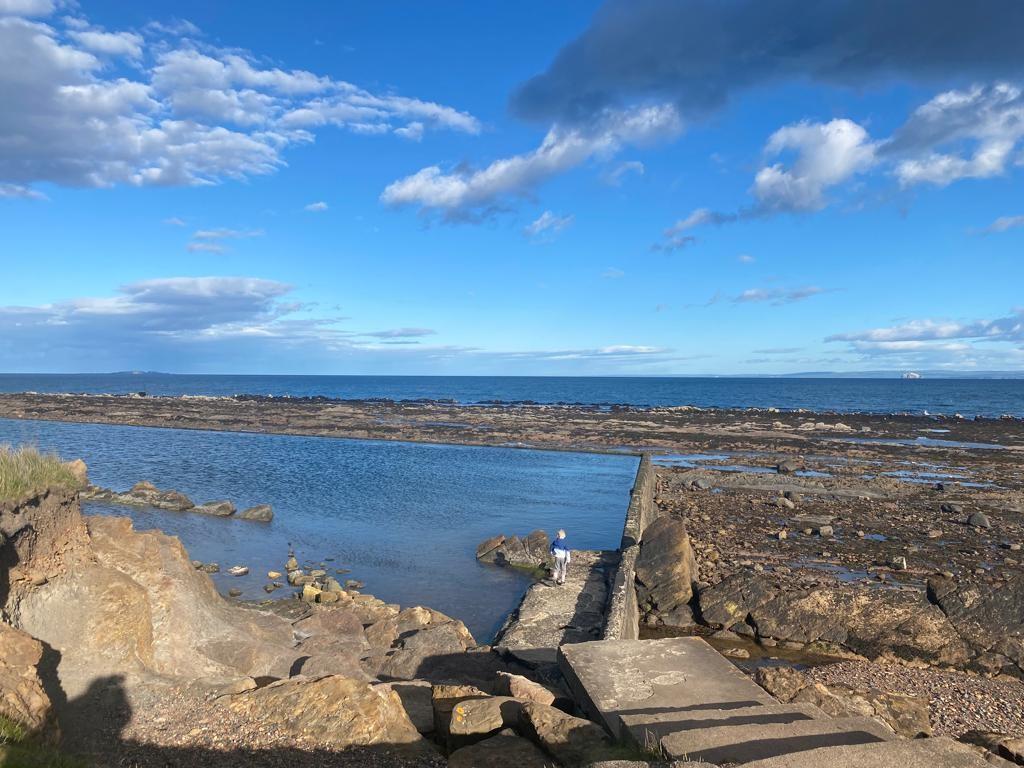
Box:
[193,500,236,517]
[476,530,551,571]
[635,514,699,625]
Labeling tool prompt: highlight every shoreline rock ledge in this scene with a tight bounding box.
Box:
[82,482,273,522]
[476,530,552,574]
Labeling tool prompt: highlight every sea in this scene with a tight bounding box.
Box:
[1,373,1021,640]
[1,373,1023,417]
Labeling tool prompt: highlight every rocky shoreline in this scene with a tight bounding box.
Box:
[2,393,1024,765]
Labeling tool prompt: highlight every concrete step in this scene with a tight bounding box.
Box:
[660,714,895,764]
[558,637,776,741]
[741,736,994,767]
[619,703,827,748]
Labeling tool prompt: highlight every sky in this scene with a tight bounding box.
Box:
[1,0,1023,376]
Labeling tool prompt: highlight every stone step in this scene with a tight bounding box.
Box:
[620,703,827,748]
[741,736,994,768]
[660,714,895,764]
[558,637,776,741]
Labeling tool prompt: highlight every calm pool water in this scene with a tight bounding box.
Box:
[0,418,638,640]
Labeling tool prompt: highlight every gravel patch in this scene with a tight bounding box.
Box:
[807,660,1024,737]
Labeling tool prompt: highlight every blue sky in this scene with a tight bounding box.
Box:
[1,0,1023,375]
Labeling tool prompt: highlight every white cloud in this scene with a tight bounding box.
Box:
[0,182,47,200]
[361,327,436,339]
[186,242,226,254]
[753,119,877,212]
[0,0,53,16]
[981,214,1024,234]
[394,121,424,141]
[601,267,625,279]
[890,83,1024,188]
[304,201,328,212]
[738,254,755,263]
[602,160,644,186]
[163,216,186,226]
[0,10,480,196]
[827,310,1024,343]
[192,228,264,239]
[734,286,826,305]
[524,210,573,239]
[381,104,681,219]
[68,29,142,58]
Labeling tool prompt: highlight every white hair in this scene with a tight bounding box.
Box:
[557,529,566,538]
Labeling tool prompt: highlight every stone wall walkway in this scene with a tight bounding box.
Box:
[493,550,619,671]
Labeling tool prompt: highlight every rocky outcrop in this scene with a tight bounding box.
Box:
[448,728,549,767]
[928,571,1024,676]
[82,481,194,511]
[755,665,931,739]
[697,573,969,668]
[224,674,430,751]
[82,483,274,522]
[0,622,56,742]
[476,530,551,573]
[238,503,273,522]
[635,513,698,627]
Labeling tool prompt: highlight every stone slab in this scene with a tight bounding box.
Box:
[660,714,894,764]
[742,736,993,768]
[620,703,826,747]
[558,637,776,741]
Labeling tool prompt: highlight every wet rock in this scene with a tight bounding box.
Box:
[267,570,282,579]
[199,563,220,574]
[722,647,750,659]
[476,530,551,571]
[942,503,964,515]
[776,458,804,474]
[285,555,299,571]
[698,573,969,668]
[967,511,992,529]
[475,535,505,559]
[755,665,808,702]
[635,514,699,626]
[227,565,249,577]
[238,504,273,522]
[770,496,796,510]
[82,481,195,511]
[928,571,1024,675]
[193,500,236,517]
[228,588,242,597]
[448,729,549,768]
[756,665,930,738]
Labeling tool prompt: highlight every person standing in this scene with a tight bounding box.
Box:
[550,529,571,585]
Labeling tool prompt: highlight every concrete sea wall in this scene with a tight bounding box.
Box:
[601,454,655,641]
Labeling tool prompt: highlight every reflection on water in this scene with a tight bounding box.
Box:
[0,418,637,641]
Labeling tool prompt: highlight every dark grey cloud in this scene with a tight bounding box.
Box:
[512,0,1024,123]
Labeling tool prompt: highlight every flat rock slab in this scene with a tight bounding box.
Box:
[742,736,993,768]
[620,703,826,745]
[495,550,618,668]
[558,637,776,741]
[660,714,893,764]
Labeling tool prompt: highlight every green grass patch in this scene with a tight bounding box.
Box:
[0,445,81,504]
[0,716,89,768]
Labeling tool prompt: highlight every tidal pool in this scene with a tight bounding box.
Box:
[0,418,638,641]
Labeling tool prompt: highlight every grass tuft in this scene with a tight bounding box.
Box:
[0,715,89,768]
[0,445,81,504]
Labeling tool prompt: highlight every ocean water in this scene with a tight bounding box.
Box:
[0,417,638,641]
[0,373,1022,416]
